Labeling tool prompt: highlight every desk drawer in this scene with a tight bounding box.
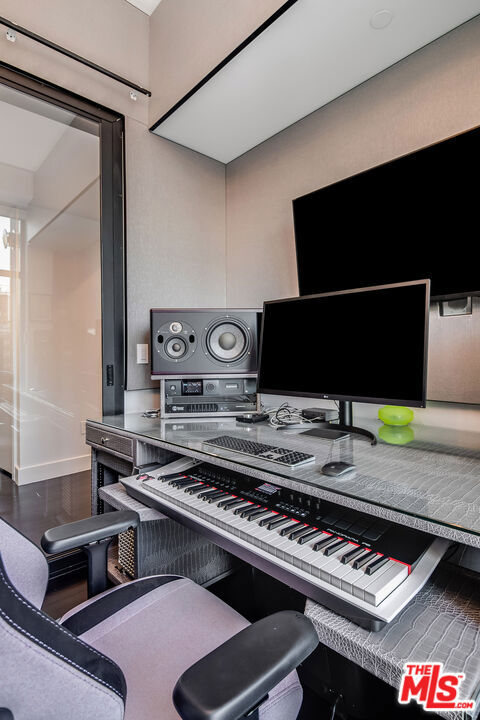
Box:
[86,426,133,458]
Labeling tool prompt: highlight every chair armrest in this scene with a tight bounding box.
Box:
[173,610,318,720]
[41,511,139,554]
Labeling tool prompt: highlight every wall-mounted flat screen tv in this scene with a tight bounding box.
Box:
[293,125,480,301]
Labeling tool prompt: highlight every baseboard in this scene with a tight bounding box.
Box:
[14,454,91,485]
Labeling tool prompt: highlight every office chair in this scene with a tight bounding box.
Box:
[0,511,318,720]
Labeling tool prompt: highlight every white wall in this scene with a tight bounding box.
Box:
[17,231,102,484]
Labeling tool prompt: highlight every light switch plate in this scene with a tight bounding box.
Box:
[137,343,149,364]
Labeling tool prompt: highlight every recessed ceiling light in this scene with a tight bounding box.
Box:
[370,9,394,30]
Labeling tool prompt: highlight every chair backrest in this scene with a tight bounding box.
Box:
[0,518,126,719]
[0,518,48,609]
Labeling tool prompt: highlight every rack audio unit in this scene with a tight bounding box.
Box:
[160,376,259,418]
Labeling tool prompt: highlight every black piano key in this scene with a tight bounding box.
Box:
[218,497,242,508]
[365,555,390,575]
[297,528,324,545]
[324,539,348,556]
[233,500,258,515]
[288,525,311,541]
[172,478,195,488]
[197,489,220,500]
[353,551,374,570]
[266,516,290,530]
[280,522,302,537]
[340,546,364,564]
[162,473,185,483]
[205,491,226,503]
[258,513,279,527]
[188,484,208,494]
[177,482,199,491]
[161,473,185,484]
[312,535,336,552]
[247,508,271,521]
[240,505,262,519]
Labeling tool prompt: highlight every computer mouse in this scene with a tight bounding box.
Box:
[321,461,356,477]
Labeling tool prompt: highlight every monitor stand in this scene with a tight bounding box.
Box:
[332,401,377,446]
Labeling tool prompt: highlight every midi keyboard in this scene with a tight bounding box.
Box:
[122,463,448,630]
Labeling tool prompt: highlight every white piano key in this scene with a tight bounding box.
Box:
[329,559,358,588]
[271,536,299,561]
[352,558,393,601]
[363,561,409,606]
[340,565,368,594]
[297,549,322,573]
[318,546,351,582]
[308,548,339,578]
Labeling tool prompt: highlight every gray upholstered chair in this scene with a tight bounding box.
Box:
[0,512,318,720]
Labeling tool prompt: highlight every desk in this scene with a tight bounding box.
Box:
[88,415,480,547]
[86,415,480,718]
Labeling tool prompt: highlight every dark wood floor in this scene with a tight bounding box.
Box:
[0,468,91,549]
[1,468,92,617]
[42,577,88,618]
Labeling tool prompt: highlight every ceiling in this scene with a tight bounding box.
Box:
[125,0,162,15]
[152,0,480,163]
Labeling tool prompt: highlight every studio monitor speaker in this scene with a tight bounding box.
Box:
[151,308,262,377]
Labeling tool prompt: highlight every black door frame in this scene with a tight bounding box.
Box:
[0,61,125,416]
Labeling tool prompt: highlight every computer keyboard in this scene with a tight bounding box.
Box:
[203,435,315,468]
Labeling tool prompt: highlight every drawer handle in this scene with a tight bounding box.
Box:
[100,436,110,445]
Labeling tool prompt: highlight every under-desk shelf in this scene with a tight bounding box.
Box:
[306,562,480,720]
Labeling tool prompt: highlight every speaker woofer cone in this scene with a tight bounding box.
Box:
[165,336,188,359]
[206,321,248,362]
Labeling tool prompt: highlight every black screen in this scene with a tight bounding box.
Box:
[293,126,480,300]
[258,282,429,407]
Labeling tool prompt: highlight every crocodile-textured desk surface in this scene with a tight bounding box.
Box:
[306,564,480,719]
[89,415,480,547]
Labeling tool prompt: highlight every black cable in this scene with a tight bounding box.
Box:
[329,694,342,720]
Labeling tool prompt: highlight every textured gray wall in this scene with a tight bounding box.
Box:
[125,117,226,389]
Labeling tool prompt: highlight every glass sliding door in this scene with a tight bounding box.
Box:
[0,69,124,546]
[0,83,102,488]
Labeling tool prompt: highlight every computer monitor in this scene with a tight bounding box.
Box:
[257,280,430,412]
[293,125,480,301]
